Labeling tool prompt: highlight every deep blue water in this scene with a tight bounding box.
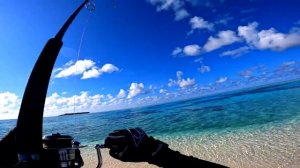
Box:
[1,80,300,145]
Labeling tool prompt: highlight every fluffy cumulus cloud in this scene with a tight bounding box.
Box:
[127,83,145,99]
[183,44,201,56]
[168,71,195,88]
[176,70,183,79]
[0,92,20,119]
[189,16,214,31]
[54,60,119,79]
[54,59,95,78]
[178,78,195,87]
[193,57,211,74]
[117,89,127,98]
[168,79,177,87]
[175,8,190,21]
[238,22,300,51]
[100,64,119,73]
[218,22,300,56]
[0,91,121,119]
[176,30,241,57]
[203,30,241,52]
[216,77,228,83]
[82,67,101,79]
[43,90,134,116]
[176,21,300,57]
[147,0,190,21]
[198,65,211,73]
[172,44,201,56]
[159,89,167,94]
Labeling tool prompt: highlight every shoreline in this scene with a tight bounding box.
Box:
[81,119,300,168]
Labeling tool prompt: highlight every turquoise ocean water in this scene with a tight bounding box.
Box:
[1,80,300,145]
[1,80,300,167]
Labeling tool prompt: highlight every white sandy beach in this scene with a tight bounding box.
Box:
[81,121,300,168]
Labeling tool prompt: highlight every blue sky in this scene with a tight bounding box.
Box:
[1,0,300,119]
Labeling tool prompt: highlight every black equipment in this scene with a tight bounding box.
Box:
[13,0,103,167]
[42,134,84,168]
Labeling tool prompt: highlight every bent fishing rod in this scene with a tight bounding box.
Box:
[14,1,102,167]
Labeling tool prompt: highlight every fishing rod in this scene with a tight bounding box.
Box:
[14,0,100,167]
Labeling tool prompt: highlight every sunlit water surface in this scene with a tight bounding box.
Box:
[1,80,300,167]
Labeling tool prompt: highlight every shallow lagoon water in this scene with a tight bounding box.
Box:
[1,80,300,167]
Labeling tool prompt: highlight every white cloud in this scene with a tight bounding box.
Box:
[127,83,144,99]
[82,67,101,79]
[240,69,253,78]
[55,59,95,78]
[175,9,190,21]
[175,30,240,56]
[176,70,183,79]
[221,46,250,57]
[238,22,258,44]
[183,44,201,56]
[0,92,19,119]
[257,29,300,50]
[275,60,299,76]
[168,79,177,87]
[54,60,119,79]
[44,92,105,116]
[178,78,195,88]
[159,89,167,94]
[172,47,182,56]
[282,61,297,66]
[239,65,267,79]
[190,16,214,31]
[216,77,228,83]
[168,71,196,88]
[215,15,234,25]
[194,57,203,63]
[238,22,300,51]
[107,94,113,100]
[0,92,18,109]
[176,22,300,57]
[117,89,126,98]
[0,90,129,119]
[198,65,211,73]
[43,89,146,116]
[148,0,184,11]
[204,30,241,52]
[147,0,189,21]
[100,64,119,73]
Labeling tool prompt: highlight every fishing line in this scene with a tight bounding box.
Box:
[71,1,95,142]
[73,1,96,114]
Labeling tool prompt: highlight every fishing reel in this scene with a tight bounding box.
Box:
[41,133,84,168]
[40,133,104,168]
